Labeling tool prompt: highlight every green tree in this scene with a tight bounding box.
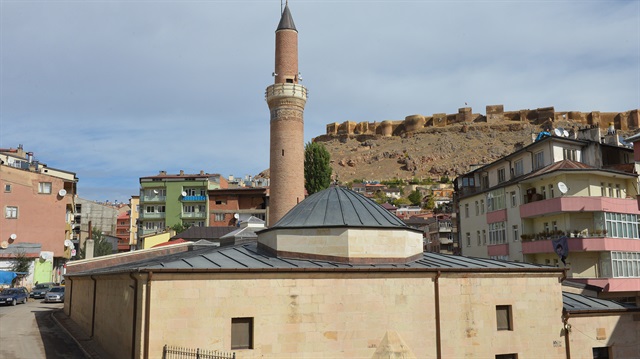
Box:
[171,222,191,234]
[393,197,411,206]
[77,228,114,259]
[424,195,436,210]
[408,190,423,206]
[373,190,388,204]
[11,251,31,274]
[304,141,332,195]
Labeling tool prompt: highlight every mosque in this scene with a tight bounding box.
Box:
[64,4,640,358]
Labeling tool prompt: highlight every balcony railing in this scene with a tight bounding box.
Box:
[520,196,638,219]
[181,212,206,219]
[141,195,166,202]
[522,236,640,254]
[181,195,206,202]
[140,212,166,219]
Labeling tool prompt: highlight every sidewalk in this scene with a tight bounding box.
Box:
[51,309,111,359]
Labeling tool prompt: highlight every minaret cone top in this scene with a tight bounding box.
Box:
[277,4,297,31]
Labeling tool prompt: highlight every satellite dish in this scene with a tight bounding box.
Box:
[58,189,67,197]
[40,253,47,260]
[554,128,562,137]
[558,182,568,194]
[181,191,187,197]
[9,233,17,240]
[563,130,569,137]
[153,189,159,194]
[0,241,8,249]
[234,213,239,219]
[64,239,73,247]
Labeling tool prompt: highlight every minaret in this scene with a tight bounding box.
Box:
[266,4,307,226]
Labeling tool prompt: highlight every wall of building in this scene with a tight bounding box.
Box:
[1,165,72,257]
[567,313,640,359]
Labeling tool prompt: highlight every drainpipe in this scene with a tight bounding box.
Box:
[143,271,153,359]
[562,311,571,359]
[90,275,97,338]
[434,270,442,359]
[67,277,73,316]
[129,273,139,359]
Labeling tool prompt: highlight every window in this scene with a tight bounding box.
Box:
[497,168,506,183]
[592,347,610,359]
[615,184,621,198]
[487,189,505,212]
[510,192,517,207]
[231,317,253,350]
[533,151,544,170]
[496,305,513,331]
[146,206,155,213]
[480,200,485,214]
[5,206,18,219]
[464,204,469,218]
[496,355,518,359]
[481,175,489,189]
[466,233,471,247]
[475,201,479,216]
[605,212,640,239]
[158,206,166,213]
[552,221,558,232]
[75,204,82,213]
[601,182,606,197]
[183,205,195,213]
[482,230,487,245]
[549,184,554,198]
[512,225,519,242]
[215,200,226,205]
[514,160,524,177]
[477,231,481,246]
[611,252,640,278]
[38,182,52,194]
[4,184,10,192]
[489,222,506,244]
[215,213,225,222]
[563,148,577,161]
[608,184,614,197]
[540,186,546,200]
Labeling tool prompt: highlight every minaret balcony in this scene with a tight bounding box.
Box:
[265,83,308,102]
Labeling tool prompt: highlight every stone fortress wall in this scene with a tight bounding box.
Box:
[324,105,640,137]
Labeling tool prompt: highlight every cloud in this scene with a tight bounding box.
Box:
[1,1,638,202]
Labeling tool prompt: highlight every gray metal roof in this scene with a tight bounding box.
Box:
[277,4,297,31]
[562,292,638,312]
[270,186,410,230]
[67,242,557,277]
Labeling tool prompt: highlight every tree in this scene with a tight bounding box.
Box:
[304,141,332,195]
[393,197,411,206]
[11,251,31,274]
[77,228,114,259]
[373,190,388,204]
[408,190,423,206]
[171,222,191,234]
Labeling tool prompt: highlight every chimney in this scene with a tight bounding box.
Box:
[199,170,205,175]
[179,170,185,176]
[159,170,167,176]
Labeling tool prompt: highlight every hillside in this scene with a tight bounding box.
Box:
[313,121,625,184]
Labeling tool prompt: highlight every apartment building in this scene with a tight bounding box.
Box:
[0,145,78,284]
[208,187,268,226]
[455,127,640,304]
[138,171,227,237]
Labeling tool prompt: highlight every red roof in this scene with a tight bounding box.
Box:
[152,238,188,248]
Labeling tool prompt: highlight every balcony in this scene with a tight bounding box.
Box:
[181,195,206,202]
[520,196,638,219]
[140,212,166,219]
[265,83,308,103]
[141,195,166,202]
[181,212,206,219]
[522,236,640,254]
[566,278,640,293]
[140,228,164,236]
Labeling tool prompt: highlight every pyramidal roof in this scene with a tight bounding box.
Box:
[270,186,410,229]
[277,4,297,31]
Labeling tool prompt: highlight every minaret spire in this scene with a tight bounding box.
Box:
[266,3,307,226]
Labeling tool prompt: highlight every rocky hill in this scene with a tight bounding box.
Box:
[313,120,635,184]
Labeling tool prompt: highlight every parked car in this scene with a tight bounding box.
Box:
[30,282,55,299]
[0,287,29,306]
[44,286,65,303]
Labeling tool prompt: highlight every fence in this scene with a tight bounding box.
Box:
[162,345,236,359]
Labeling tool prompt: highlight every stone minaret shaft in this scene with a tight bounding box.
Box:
[266,4,307,226]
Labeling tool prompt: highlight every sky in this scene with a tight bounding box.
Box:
[1,0,639,203]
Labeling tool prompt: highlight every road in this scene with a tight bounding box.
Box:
[0,299,86,359]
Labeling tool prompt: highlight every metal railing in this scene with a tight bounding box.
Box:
[162,345,235,359]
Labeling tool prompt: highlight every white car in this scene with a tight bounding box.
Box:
[44,286,65,303]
